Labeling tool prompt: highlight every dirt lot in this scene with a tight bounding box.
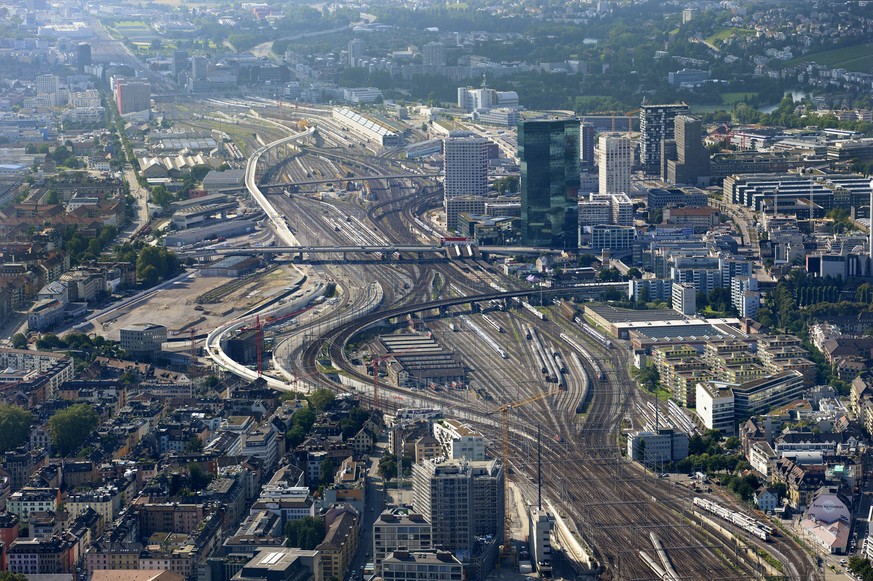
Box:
[94,264,307,341]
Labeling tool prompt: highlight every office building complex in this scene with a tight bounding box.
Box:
[76,43,91,70]
[672,282,696,315]
[578,193,632,226]
[412,458,504,560]
[666,115,710,185]
[119,323,167,358]
[373,509,432,572]
[443,132,489,230]
[640,103,689,175]
[114,78,151,115]
[579,122,596,168]
[348,38,365,66]
[423,42,445,67]
[519,118,580,248]
[457,87,519,112]
[382,550,463,581]
[598,133,632,196]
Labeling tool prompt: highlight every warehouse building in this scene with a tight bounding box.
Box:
[332,107,400,147]
[376,334,465,389]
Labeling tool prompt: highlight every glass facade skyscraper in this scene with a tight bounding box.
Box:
[519,118,580,249]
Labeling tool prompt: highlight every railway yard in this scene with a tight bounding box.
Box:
[141,99,822,580]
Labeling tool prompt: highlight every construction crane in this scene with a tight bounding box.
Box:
[369,349,419,408]
[486,389,562,553]
[188,328,198,372]
[721,122,748,151]
[626,108,640,134]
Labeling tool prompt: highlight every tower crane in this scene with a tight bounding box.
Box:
[485,388,562,553]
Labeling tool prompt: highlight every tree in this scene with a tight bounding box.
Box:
[10,333,27,349]
[308,388,335,411]
[848,557,873,581]
[0,404,32,453]
[149,185,173,208]
[189,463,212,489]
[48,404,99,456]
[636,285,650,307]
[378,453,398,481]
[136,246,181,286]
[286,424,308,448]
[285,516,325,549]
[0,573,29,581]
[185,436,203,452]
[319,457,335,487]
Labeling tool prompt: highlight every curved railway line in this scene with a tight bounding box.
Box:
[252,127,819,581]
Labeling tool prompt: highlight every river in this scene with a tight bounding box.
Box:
[758,90,810,113]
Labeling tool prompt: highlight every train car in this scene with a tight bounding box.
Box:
[692,497,770,541]
[524,325,533,341]
[575,363,590,413]
[554,352,568,374]
[535,351,548,374]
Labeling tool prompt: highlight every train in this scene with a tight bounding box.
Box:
[574,353,591,414]
[692,497,771,541]
[461,315,508,359]
[574,317,613,349]
[522,300,546,321]
[531,328,558,383]
[482,314,504,333]
[560,333,605,381]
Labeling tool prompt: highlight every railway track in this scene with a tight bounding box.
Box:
[254,134,819,581]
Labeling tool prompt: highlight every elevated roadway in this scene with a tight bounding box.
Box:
[204,281,329,392]
[244,126,316,247]
[181,244,569,259]
[258,173,442,190]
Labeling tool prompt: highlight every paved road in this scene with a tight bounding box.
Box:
[347,440,388,580]
[250,24,359,61]
[125,169,150,227]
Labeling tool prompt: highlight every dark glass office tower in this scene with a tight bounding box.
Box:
[519,118,580,249]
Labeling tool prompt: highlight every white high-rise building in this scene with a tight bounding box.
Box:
[731,276,759,319]
[348,38,365,66]
[444,132,489,231]
[598,133,632,196]
[610,192,633,225]
[672,282,696,315]
[34,75,62,106]
[444,132,489,200]
[423,42,445,67]
[869,180,873,264]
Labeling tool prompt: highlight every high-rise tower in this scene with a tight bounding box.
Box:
[598,133,632,196]
[640,103,689,176]
[519,117,580,249]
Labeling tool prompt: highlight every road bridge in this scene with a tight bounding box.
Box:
[183,244,570,261]
[258,173,442,190]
